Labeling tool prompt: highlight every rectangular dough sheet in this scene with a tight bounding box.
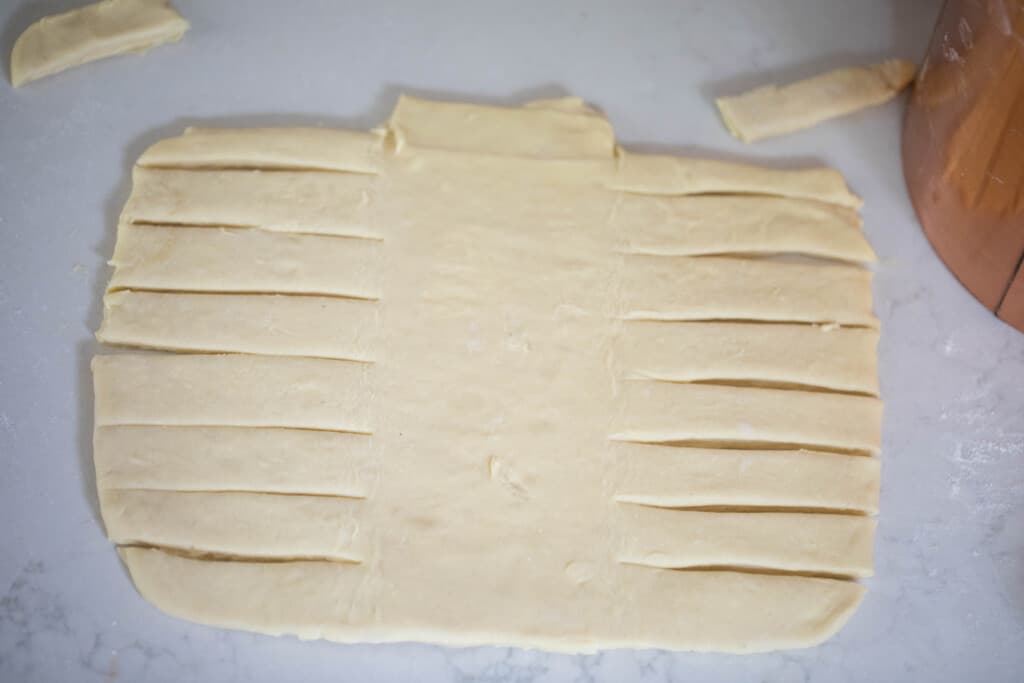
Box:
[94,425,372,496]
[108,224,380,298]
[98,290,378,360]
[615,321,879,394]
[611,381,882,454]
[93,353,373,432]
[613,444,880,513]
[93,97,882,654]
[615,193,875,262]
[122,167,379,239]
[622,255,877,327]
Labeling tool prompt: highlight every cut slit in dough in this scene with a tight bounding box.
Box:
[108,224,381,299]
[615,193,875,262]
[622,255,878,327]
[121,167,379,239]
[611,381,882,455]
[92,353,373,433]
[617,505,876,577]
[10,0,188,87]
[98,290,379,360]
[138,127,385,174]
[716,60,917,143]
[94,425,372,496]
[611,151,862,208]
[613,444,881,514]
[101,489,366,562]
[615,321,879,395]
[120,546,864,653]
[389,94,616,158]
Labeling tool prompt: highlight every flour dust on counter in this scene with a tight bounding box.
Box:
[91,94,881,654]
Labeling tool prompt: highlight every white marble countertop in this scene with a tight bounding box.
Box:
[2,1,1022,680]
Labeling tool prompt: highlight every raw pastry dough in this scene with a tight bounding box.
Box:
[717,60,917,143]
[616,194,875,262]
[138,127,384,174]
[11,0,188,87]
[618,506,875,577]
[613,445,880,513]
[122,168,379,238]
[93,95,882,653]
[94,426,372,496]
[98,291,378,360]
[108,224,380,298]
[615,321,879,394]
[93,354,373,432]
[621,255,878,326]
[102,489,366,561]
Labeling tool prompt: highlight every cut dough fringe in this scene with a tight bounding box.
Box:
[94,94,881,653]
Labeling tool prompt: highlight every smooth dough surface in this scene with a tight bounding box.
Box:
[717,59,917,142]
[616,193,875,262]
[93,354,373,432]
[94,96,881,653]
[611,381,882,454]
[108,224,380,298]
[615,321,879,394]
[121,547,864,653]
[138,127,384,174]
[102,489,366,561]
[121,167,379,238]
[11,0,188,87]
[622,255,878,327]
[94,425,372,496]
[613,444,880,513]
[98,290,378,360]
[618,506,875,577]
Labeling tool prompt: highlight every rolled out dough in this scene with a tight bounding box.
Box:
[94,95,881,653]
[10,0,187,87]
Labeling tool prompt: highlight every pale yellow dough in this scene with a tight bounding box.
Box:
[94,96,882,653]
[11,0,188,87]
[717,60,917,143]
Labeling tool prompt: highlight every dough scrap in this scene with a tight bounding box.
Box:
[616,193,875,262]
[94,426,372,496]
[138,127,384,174]
[102,489,366,561]
[615,321,879,394]
[11,0,188,87]
[613,444,880,513]
[618,506,875,577]
[108,224,380,298]
[622,255,878,327]
[94,95,882,653]
[98,290,378,360]
[122,167,379,239]
[717,60,917,143]
[93,354,373,432]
